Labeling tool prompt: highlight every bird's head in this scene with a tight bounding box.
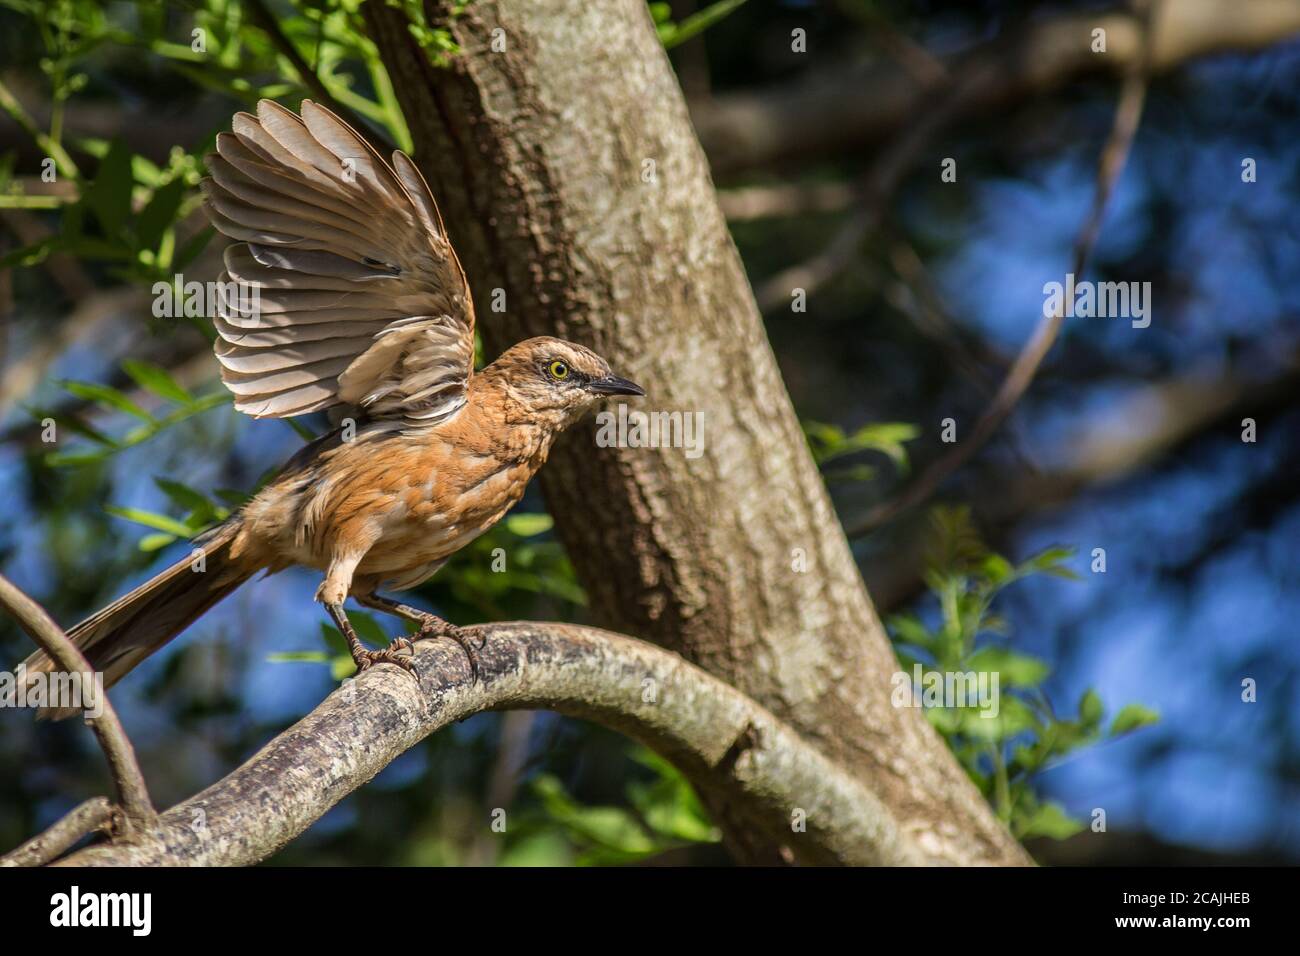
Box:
[482,336,645,427]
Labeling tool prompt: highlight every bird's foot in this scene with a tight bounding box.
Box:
[414,618,484,681]
[351,640,419,678]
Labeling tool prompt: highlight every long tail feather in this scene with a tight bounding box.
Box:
[17,520,257,720]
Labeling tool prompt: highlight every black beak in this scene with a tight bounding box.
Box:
[587,374,645,397]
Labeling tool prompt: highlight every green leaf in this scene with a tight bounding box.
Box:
[1109,703,1159,736]
[45,449,113,467]
[267,651,332,664]
[135,177,186,252]
[82,138,134,237]
[1078,688,1104,727]
[966,645,1050,687]
[959,694,1038,741]
[24,407,119,448]
[887,612,936,652]
[138,533,178,552]
[847,421,919,469]
[1017,800,1085,840]
[532,776,656,856]
[318,622,350,657]
[122,359,192,405]
[104,505,193,538]
[506,513,554,537]
[346,611,388,645]
[214,488,250,508]
[660,0,750,49]
[153,477,211,514]
[1018,546,1080,580]
[805,419,918,470]
[173,226,214,271]
[62,380,154,422]
[282,417,317,442]
[823,463,876,483]
[980,553,1015,585]
[0,236,57,268]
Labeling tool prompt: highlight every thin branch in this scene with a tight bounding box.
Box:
[848,1,1158,538]
[0,79,79,179]
[884,236,1007,395]
[753,62,997,314]
[717,181,857,222]
[49,623,928,866]
[0,574,157,836]
[0,797,115,867]
[244,0,395,154]
[693,0,1300,175]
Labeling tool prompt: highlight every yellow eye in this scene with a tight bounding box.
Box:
[548,360,570,380]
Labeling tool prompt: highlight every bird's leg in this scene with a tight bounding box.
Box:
[325,601,418,677]
[356,592,483,681]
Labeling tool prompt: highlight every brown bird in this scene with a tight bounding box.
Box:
[20,99,643,718]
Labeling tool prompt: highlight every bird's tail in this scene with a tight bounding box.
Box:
[18,519,257,720]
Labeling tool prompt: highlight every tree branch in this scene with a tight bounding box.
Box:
[50,623,926,866]
[692,0,1300,176]
[849,0,1157,537]
[363,0,1029,865]
[0,797,115,867]
[0,574,157,837]
[243,0,394,154]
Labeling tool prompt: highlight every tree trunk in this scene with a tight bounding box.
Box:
[363,0,1028,865]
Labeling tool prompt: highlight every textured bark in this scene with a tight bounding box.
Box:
[56,625,922,867]
[363,0,1028,864]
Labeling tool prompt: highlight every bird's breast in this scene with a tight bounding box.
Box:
[244,420,551,578]
[354,444,543,574]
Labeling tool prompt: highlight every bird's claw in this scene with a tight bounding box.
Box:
[352,642,419,678]
[414,620,483,682]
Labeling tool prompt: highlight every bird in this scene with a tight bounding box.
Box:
[18,99,644,719]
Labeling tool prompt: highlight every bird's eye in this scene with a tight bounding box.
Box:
[548,360,570,380]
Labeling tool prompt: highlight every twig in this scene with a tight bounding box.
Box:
[0,574,157,837]
[717,181,857,222]
[848,1,1158,538]
[0,797,115,867]
[0,79,79,179]
[49,622,928,867]
[243,0,395,154]
[693,0,1300,175]
[884,236,1005,394]
[754,61,997,314]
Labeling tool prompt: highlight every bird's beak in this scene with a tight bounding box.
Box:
[587,374,645,397]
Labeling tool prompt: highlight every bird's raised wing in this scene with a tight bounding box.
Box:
[202,99,475,424]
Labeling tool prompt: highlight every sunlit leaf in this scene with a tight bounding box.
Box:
[1110,703,1159,736]
[122,359,192,405]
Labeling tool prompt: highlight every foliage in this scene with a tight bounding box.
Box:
[804,419,918,483]
[650,0,749,49]
[33,362,231,470]
[888,507,1159,840]
[0,0,1174,866]
[503,749,720,866]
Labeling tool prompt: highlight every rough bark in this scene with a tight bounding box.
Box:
[363,0,1028,864]
[53,624,922,867]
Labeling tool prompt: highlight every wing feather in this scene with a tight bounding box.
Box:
[202,99,475,423]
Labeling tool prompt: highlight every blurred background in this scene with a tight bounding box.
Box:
[0,0,1297,865]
